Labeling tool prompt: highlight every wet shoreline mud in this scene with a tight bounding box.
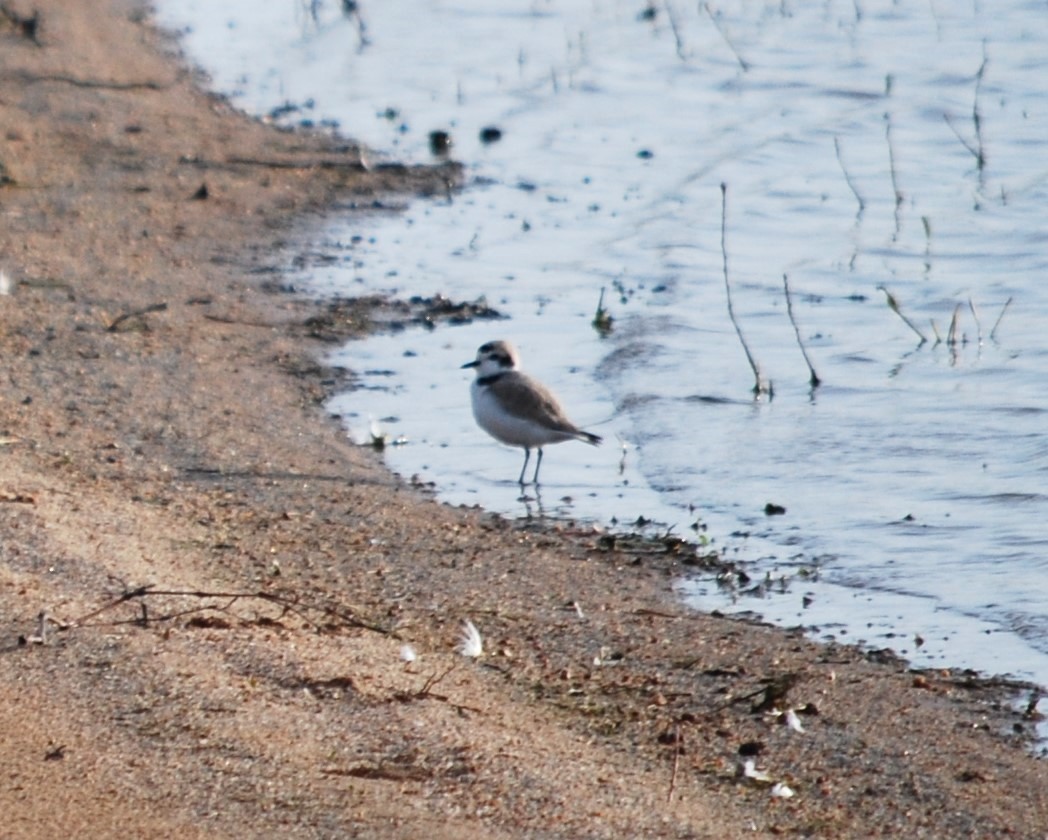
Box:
[1,2,1046,837]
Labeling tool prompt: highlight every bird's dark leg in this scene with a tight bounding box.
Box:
[518,447,531,485]
[533,447,544,485]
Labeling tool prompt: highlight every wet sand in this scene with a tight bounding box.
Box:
[0,2,1046,837]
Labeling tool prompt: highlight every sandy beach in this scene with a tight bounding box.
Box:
[1,2,1046,837]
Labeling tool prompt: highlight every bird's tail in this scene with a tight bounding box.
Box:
[580,431,602,446]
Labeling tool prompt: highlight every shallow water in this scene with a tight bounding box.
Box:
[158,1,1048,685]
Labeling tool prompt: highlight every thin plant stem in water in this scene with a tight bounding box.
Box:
[719,183,769,397]
[968,297,982,345]
[946,303,961,346]
[834,136,865,217]
[783,273,821,388]
[592,287,613,336]
[943,112,980,161]
[990,296,1012,342]
[972,48,989,174]
[884,111,904,229]
[703,3,750,72]
[877,285,927,345]
[664,0,688,61]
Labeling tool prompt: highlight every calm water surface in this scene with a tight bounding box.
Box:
[157,0,1048,685]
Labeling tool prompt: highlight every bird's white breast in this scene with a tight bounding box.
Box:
[471,379,576,448]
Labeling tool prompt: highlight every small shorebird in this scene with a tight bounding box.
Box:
[462,340,601,485]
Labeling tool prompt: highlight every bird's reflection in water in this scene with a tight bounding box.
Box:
[518,485,546,520]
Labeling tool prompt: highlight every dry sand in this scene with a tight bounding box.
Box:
[1,2,1046,837]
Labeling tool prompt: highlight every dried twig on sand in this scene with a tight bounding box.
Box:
[70,584,391,636]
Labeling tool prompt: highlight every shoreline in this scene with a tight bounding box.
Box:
[1,2,1046,837]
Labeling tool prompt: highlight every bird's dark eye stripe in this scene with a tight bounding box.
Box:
[494,353,512,365]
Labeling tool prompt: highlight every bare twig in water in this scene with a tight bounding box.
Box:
[921,216,933,273]
[942,52,988,176]
[972,49,988,173]
[342,0,370,49]
[929,318,943,346]
[946,303,962,346]
[884,111,903,211]
[783,274,820,388]
[968,297,982,345]
[833,136,865,215]
[720,184,769,396]
[592,287,614,336]
[703,4,750,71]
[989,296,1012,342]
[943,112,980,161]
[663,0,688,61]
[877,286,927,344]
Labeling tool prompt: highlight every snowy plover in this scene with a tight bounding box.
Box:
[462,340,601,485]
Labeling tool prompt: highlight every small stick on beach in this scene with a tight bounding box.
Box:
[666,724,683,803]
[106,302,168,332]
[783,274,821,388]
